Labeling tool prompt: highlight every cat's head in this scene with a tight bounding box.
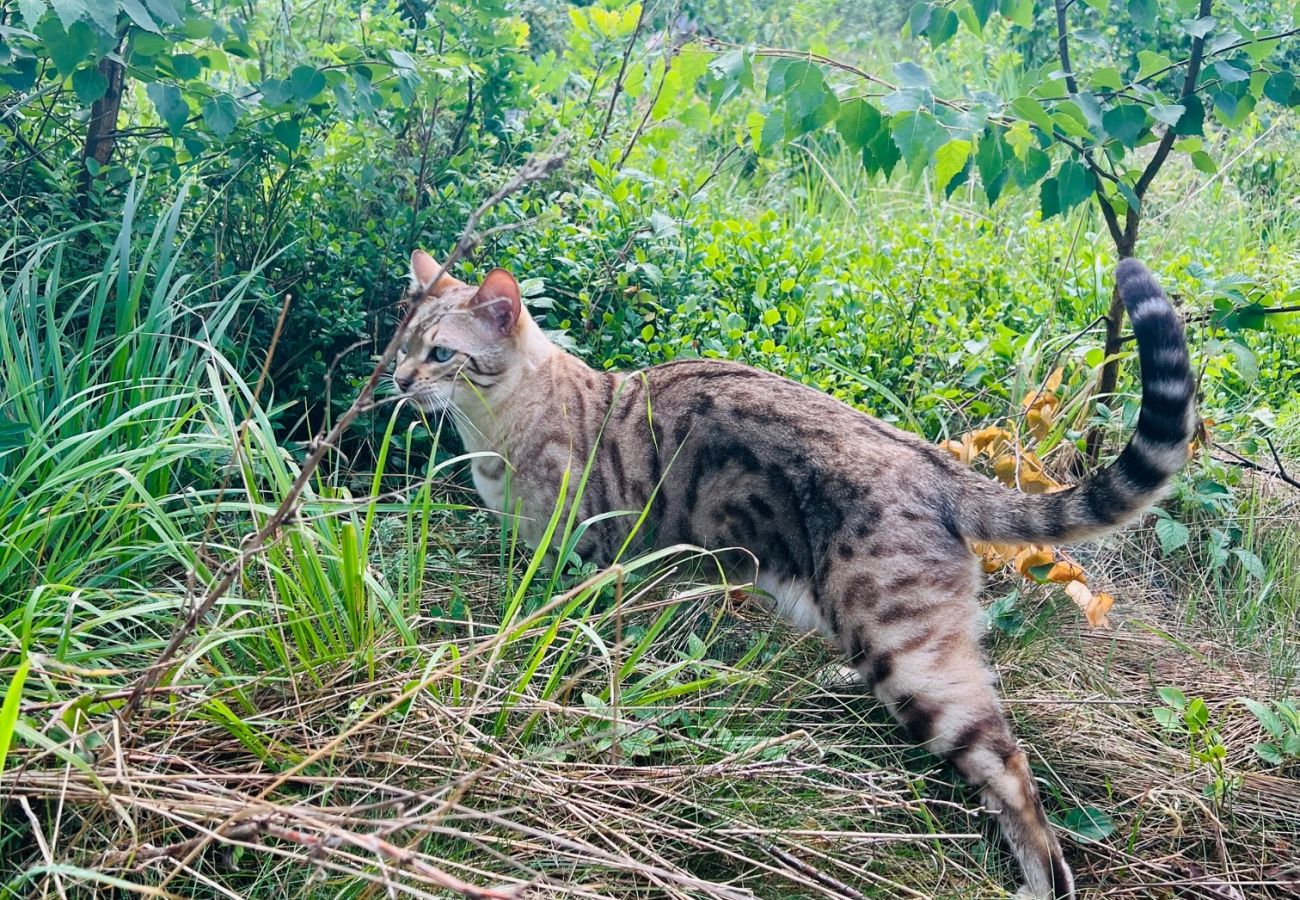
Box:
[393,249,545,413]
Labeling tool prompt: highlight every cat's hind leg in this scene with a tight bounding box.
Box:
[839,567,1075,899]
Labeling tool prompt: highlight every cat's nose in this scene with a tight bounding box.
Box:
[394,373,413,392]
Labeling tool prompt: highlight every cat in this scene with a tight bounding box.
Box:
[393,249,1196,899]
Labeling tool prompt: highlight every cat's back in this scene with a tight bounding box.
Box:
[635,357,945,470]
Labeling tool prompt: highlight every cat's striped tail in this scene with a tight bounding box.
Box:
[957,258,1196,544]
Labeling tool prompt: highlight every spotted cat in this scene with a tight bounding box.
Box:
[393,251,1195,898]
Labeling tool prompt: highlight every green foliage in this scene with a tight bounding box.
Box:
[707,0,1299,256]
[1241,698,1300,768]
[1153,687,1240,803]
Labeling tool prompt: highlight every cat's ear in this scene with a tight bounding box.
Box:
[409,249,461,296]
[474,268,522,336]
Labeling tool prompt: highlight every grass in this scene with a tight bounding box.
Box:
[3,145,1300,898]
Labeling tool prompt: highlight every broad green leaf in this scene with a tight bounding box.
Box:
[1082,0,1109,11]
[147,81,188,134]
[48,0,86,30]
[1150,103,1185,127]
[1212,60,1251,84]
[934,138,971,191]
[1175,95,1205,135]
[119,0,161,33]
[1056,159,1092,212]
[970,0,997,26]
[1155,515,1190,554]
[1011,96,1053,134]
[1242,699,1284,738]
[71,63,107,104]
[36,16,95,76]
[271,117,301,151]
[1253,742,1284,765]
[170,53,201,78]
[1009,145,1050,187]
[1004,119,1034,159]
[764,58,796,98]
[1102,103,1147,147]
[1128,0,1156,27]
[707,49,752,111]
[1090,66,1124,91]
[894,60,932,89]
[290,65,326,103]
[1184,698,1209,731]
[1077,91,1105,138]
[1190,149,1216,173]
[1243,36,1281,65]
[1051,806,1117,842]
[863,118,902,178]
[759,108,784,151]
[144,0,184,27]
[1263,72,1295,105]
[1039,176,1061,219]
[1232,548,1266,579]
[17,0,47,26]
[201,93,240,137]
[975,130,1008,203]
[1136,50,1172,81]
[836,98,882,150]
[999,0,1033,27]
[1153,706,1183,730]
[927,7,959,46]
[1159,686,1187,710]
[908,2,933,37]
[890,109,947,170]
[956,0,984,35]
[784,63,823,118]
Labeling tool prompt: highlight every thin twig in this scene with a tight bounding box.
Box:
[597,0,650,147]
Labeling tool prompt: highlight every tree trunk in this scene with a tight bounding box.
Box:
[1082,233,1137,463]
[79,55,126,204]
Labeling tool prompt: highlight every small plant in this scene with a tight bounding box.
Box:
[1153,687,1240,803]
[1241,699,1300,769]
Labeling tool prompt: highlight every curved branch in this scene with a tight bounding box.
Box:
[1133,0,1214,202]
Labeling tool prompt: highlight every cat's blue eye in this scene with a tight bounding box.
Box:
[430,345,455,363]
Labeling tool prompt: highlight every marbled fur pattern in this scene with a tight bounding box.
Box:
[392,251,1196,899]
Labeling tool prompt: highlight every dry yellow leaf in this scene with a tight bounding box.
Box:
[1064,579,1114,628]
[971,425,1011,457]
[1027,399,1057,442]
[1013,546,1053,576]
[972,540,1022,573]
[941,435,974,465]
[1045,560,1085,584]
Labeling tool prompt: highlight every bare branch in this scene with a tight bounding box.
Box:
[1132,0,1214,203]
[597,0,650,146]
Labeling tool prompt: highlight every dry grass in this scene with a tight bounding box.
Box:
[5,505,1299,900]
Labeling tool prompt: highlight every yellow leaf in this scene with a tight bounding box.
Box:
[992,453,1019,486]
[971,425,1010,457]
[1027,406,1051,441]
[941,436,974,464]
[972,540,1019,573]
[1019,467,1060,495]
[1064,580,1114,628]
[1045,367,1063,394]
[1088,592,1115,627]
[1013,546,1053,576]
[1045,561,1085,584]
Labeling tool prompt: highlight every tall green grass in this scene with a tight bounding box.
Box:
[0,187,468,764]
